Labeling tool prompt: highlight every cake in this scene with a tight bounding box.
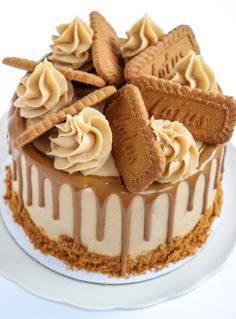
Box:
[3,12,236,278]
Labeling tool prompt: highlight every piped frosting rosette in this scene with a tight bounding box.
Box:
[14,59,74,121]
[50,17,94,69]
[168,50,218,93]
[151,118,199,184]
[121,14,164,59]
[48,107,112,175]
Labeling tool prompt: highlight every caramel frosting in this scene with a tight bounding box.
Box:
[168,50,218,93]
[14,59,74,120]
[50,17,94,69]
[121,14,164,59]
[48,107,112,175]
[151,119,199,183]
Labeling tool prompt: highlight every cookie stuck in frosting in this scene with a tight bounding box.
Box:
[48,107,112,175]
[14,58,74,120]
[49,17,94,69]
[121,14,164,59]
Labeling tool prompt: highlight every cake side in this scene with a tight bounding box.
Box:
[4,165,223,277]
[7,102,226,276]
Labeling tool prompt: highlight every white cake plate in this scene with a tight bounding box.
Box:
[0,112,236,310]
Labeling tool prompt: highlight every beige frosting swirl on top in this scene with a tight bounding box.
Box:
[168,50,218,93]
[151,119,199,184]
[50,17,94,69]
[14,59,74,119]
[48,107,112,175]
[121,14,164,59]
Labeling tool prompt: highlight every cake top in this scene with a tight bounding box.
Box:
[3,12,236,193]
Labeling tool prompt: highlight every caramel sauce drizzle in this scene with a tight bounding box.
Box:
[52,183,60,220]
[214,145,226,189]
[144,194,157,241]
[166,190,178,243]
[8,105,225,276]
[96,198,107,241]
[38,175,45,207]
[15,156,23,211]
[72,191,81,252]
[121,198,132,276]
[187,175,198,211]
[25,162,32,206]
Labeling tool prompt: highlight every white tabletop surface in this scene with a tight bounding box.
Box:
[1,0,236,318]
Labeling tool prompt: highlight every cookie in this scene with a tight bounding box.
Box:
[131,75,236,144]
[105,84,165,193]
[125,25,200,81]
[3,57,106,87]
[90,11,124,87]
[14,85,117,149]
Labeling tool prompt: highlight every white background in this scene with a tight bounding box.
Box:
[1,0,236,318]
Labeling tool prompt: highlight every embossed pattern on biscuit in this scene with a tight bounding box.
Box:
[3,57,106,87]
[105,84,165,193]
[131,75,236,144]
[90,11,124,87]
[125,25,200,81]
[14,86,117,149]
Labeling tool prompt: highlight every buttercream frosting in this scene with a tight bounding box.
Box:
[14,59,73,119]
[151,119,199,183]
[48,107,112,175]
[168,50,218,93]
[50,17,94,69]
[121,14,164,59]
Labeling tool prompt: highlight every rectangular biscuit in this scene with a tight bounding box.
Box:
[3,57,106,87]
[125,25,200,81]
[131,75,236,144]
[105,84,165,193]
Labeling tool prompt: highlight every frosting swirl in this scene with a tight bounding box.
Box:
[50,17,94,69]
[48,107,112,175]
[14,59,74,119]
[151,119,199,184]
[168,50,218,93]
[121,14,164,59]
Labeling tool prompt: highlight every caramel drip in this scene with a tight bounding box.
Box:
[144,194,157,241]
[121,198,132,276]
[96,198,108,241]
[214,146,225,189]
[15,156,23,210]
[25,162,32,206]
[12,159,17,181]
[202,172,210,214]
[72,191,81,252]
[52,182,60,220]
[166,189,178,243]
[187,176,197,211]
[38,175,45,207]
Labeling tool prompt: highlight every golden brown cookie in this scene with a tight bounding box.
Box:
[15,86,117,149]
[3,57,106,87]
[90,11,124,87]
[131,75,236,144]
[105,84,165,193]
[125,25,200,81]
